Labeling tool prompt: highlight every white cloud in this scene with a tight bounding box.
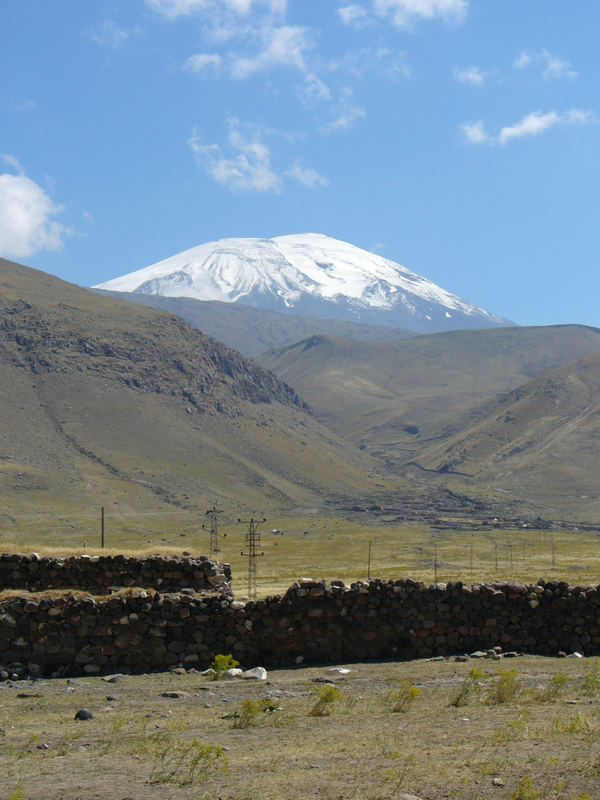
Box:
[183,53,222,73]
[230,25,312,78]
[322,103,366,133]
[460,120,489,144]
[337,4,370,27]
[541,48,577,80]
[513,48,577,80]
[299,73,331,105]
[286,161,329,188]
[499,109,591,144]
[461,108,593,146]
[145,0,285,19]
[513,49,533,70]
[0,157,68,259]
[187,119,281,192]
[453,65,485,87]
[87,19,134,48]
[374,0,469,29]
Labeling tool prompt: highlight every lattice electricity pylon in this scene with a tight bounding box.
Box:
[202,504,225,558]
[239,517,265,600]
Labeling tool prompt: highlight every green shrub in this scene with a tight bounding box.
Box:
[150,739,226,786]
[449,669,486,708]
[388,679,421,713]
[511,776,538,800]
[533,673,568,703]
[231,699,278,729]
[210,653,240,680]
[486,669,521,705]
[582,660,600,696]
[309,685,342,717]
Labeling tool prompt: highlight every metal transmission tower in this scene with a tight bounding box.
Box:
[240,517,265,600]
[202,504,225,558]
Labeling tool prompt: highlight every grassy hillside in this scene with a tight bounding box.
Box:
[414,350,600,520]
[259,326,600,470]
[96,290,413,356]
[0,258,382,522]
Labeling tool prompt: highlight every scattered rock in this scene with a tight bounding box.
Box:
[102,674,127,683]
[243,667,267,681]
[470,651,488,659]
[492,777,505,787]
[455,655,469,663]
[225,668,243,679]
[74,708,93,721]
[161,691,189,699]
[325,667,352,675]
[567,652,583,659]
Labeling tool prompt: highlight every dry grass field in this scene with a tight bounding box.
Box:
[2,656,600,800]
[2,515,600,598]
[3,517,600,799]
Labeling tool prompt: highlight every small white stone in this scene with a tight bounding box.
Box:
[225,668,243,679]
[242,667,267,681]
[326,667,351,675]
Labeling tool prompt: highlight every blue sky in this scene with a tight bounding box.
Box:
[1,0,598,326]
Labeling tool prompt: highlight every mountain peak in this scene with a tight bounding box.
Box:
[95,234,509,333]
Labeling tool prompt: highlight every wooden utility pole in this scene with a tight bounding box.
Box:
[240,517,264,600]
[101,506,105,549]
[203,504,225,557]
[367,540,372,581]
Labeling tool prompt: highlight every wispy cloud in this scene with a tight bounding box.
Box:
[461,108,593,146]
[460,120,489,145]
[321,88,366,133]
[299,73,331,105]
[0,155,69,259]
[145,0,285,20]
[337,4,370,28]
[183,53,222,74]
[188,119,281,192]
[453,65,485,87]
[87,19,135,48]
[286,161,329,188]
[230,25,313,78]
[513,48,577,80]
[373,0,469,29]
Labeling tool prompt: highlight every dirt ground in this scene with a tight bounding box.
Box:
[1,655,600,800]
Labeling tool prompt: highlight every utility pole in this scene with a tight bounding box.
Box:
[240,517,265,600]
[551,533,556,568]
[367,540,372,581]
[203,504,225,557]
[434,540,438,584]
[494,540,498,572]
[470,534,474,579]
[101,506,105,549]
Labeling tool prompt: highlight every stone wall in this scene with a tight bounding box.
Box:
[0,577,599,678]
[0,554,231,595]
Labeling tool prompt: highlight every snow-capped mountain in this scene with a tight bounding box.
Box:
[95,234,509,333]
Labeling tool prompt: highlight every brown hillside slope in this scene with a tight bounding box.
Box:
[0,259,379,523]
[414,351,600,519]
[259,326,600,467]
